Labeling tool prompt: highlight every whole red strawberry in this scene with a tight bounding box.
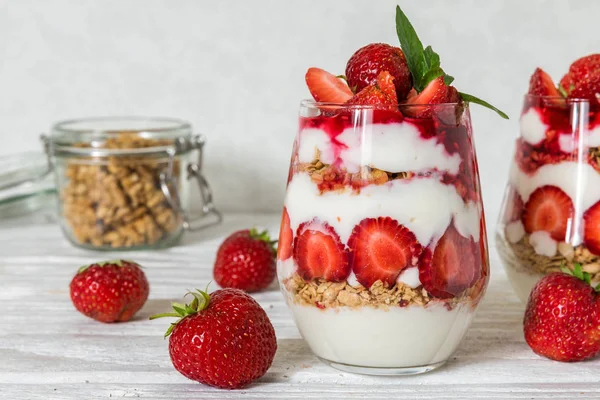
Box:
[524,265,600,362]
[345,43,412,100]
[214,229,276,293]
[151,288,277,389]
[70,260,149,323]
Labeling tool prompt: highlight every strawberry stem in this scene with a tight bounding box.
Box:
[249,228,277,256]
[149,287,212,337]
[78,259,137,273]
[561,263,596,288]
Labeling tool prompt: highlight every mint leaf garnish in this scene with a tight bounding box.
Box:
[443,75,455,85]
[395,7,450,92]
[395,5,508,119]
[459,92,509,119]
[395,6,426,90]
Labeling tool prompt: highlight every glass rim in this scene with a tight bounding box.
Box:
[300,98,465,108]
[523,93,592,103]
[51,116,192,136]
[47,116,198,158]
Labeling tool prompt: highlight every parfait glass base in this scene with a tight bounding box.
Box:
[318,357,446,376]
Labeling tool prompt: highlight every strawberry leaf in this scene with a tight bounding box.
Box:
[459,92,509,119]
[395,5,509,120]
[444,75,455,85]
[395,5,426,90]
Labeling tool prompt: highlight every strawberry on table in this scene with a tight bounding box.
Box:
[522,185,574,241]
[348,217,422,288]
[528,68,560,97]
[69,259,149,323]
[293,219,350,281]
[151,288,277,389]
[345,43,413,100]
[524,265,600,362]
[277,208,293,261]
[419,224,482,299]
[213,229,276,293]
[305,67,353,103]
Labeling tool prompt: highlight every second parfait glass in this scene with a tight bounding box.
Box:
[276,100,489,375]
[497,95,600,302]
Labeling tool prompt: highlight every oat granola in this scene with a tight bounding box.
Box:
[61,134,182,248]
[508,233,600,281]
[296,149,412,192]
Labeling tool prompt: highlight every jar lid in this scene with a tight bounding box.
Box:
[0,152,56,218]
[46,116,197,158]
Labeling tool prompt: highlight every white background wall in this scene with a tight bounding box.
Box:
[1,0,598,224]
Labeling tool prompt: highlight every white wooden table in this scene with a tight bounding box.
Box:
[2,212,600,399]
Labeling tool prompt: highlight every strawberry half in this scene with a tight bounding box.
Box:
[404,76,460,117]
[584,200,600,255]
[528,68,560,97]
[345,71,398,107]
[305,67,353,103]
[277,208,293,261]
[347,217,422,288]
[522,185,573,241]
[419,223,482,299]
[293,219,350,281]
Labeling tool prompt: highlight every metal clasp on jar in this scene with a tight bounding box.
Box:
[160,135,222,231]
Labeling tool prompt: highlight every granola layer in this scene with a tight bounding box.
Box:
[507,233,600,281]
[283,273,483,310]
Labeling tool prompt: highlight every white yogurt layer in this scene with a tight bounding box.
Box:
[277,257,296,281]
[285,173,480,248]
[529,231,557,257]
[505,220,525,244]
[289,302,474,368]
[397,266,421,288]
[297,122,461,175]
[558,124,600,153]
[520,108,547,145]
[509,160,600,213]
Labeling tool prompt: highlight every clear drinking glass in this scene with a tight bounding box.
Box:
[497,95,599,302]
[277,100,489,375]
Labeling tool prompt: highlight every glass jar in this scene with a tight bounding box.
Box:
[43,117,221,250]
[277,100,489,375]
[497,95,599,302]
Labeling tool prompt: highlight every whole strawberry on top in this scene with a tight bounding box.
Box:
[214,229,277,293]
[70,259,149,323]
[304,6,508,119]
[150,288,277,389]
[524,265,600,362]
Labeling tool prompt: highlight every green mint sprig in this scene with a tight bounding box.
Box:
[395,5,508,119]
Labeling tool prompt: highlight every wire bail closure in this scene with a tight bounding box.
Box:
[159,134,222,231]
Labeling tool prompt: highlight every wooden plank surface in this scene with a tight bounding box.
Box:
[1,213,600,399]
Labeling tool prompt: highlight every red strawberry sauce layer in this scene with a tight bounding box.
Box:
[297,109,481,203]
[515,97,600,175]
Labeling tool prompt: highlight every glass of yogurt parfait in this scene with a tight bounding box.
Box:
[277,99,489,375]
[276,6,506,375]
[497,57,600,302]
